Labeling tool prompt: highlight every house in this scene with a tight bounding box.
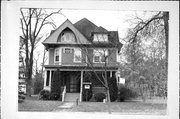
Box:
[42,18,123,102]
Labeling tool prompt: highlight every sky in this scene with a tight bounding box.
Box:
[30,9,156,72]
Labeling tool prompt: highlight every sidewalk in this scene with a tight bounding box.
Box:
[52,102,75,112]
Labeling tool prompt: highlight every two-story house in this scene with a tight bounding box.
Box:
[42,18,123,102]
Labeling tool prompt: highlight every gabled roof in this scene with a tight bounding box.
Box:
[43,19,91,45]
[74,18,97,40]
[43,18,123,49]
[93,26,108,33]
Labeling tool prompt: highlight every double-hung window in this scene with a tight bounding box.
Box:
[93,49,108,63]
[55,48,59,62]
[74,48,82,63]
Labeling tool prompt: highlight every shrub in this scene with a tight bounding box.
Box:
[50,92,61,100]
[51,70,62,97]
[94,93,106,102]
[39,89,50,100]
[107,77,118,102]
[118,86,138,102]
[82,89,92,101]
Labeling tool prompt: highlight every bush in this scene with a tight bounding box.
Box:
[50,92,61,100]
[18,91,25,103]
[94,93,106,102]
[51,70,62,97]
[39,90,50,100]
[82,89,92,101]
[118,86,138,102]
[108,77,118,102]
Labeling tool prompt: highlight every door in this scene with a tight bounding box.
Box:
[66,72,80,93]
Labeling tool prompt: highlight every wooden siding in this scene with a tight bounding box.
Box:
[48,47,118,67]
[49,48,54,65]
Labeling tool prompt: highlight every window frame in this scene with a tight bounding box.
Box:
[63,47,73,54]
[73,48,82,63]
[54,48,59,63]
[93,33,108,42]
[93,49,108,63]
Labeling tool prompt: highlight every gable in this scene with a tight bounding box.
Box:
[42,19,91,45]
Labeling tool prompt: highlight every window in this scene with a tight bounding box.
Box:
[55,48,59,62]
[93,49,108,63]
[74,48,82,62]
[93,34,108,42]
[60,31,75,43]
[63,48,73,53]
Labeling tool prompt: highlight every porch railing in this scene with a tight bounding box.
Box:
[62,85,66,102]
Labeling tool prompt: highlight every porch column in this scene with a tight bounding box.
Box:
[80,70,83,102]
[43,70,47,88]
[49,70,52,91]
[110,71,112,77]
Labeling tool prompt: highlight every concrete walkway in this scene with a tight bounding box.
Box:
[52,102,75,112]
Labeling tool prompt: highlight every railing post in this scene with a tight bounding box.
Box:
[62,86,66,102]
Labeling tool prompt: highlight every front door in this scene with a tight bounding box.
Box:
[65,72,80,93]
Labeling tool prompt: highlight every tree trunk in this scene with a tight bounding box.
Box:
[163,12,169,73]
[41,47,46,78]
[104,60,111,114]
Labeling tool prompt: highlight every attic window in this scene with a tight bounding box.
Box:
[93,34,108,42]
[60,31,76,43]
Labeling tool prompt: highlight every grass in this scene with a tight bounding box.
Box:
[18,95,63,112]
[18,95,167,115]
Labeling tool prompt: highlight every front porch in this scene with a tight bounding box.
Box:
[43,65,118,102]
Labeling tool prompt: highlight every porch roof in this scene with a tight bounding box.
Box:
[43,65,118,71]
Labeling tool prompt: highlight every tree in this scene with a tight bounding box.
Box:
[121,11,168,99]
[20,8,62,95]
[80,38,121,114]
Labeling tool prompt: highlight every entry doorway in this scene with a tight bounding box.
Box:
[63,71,80,93]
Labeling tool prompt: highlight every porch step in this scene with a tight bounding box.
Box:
[64,93,80,102]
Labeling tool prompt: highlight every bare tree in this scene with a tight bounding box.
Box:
[77,36,121,114]
[20,8,62,95]
[121,11,168,99]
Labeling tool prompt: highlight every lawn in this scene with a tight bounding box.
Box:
[18,96,63,112]
[18,96,167,115]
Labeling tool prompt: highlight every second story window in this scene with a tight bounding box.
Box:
[74,48,82,63]
[93,34,108,42]
[55,48,59,62]
[63,48,73,53]
[93,49,108,63]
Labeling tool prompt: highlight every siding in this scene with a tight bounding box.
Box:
[48,47,118,67]
[86,48,118,67]
[49,48,54,65]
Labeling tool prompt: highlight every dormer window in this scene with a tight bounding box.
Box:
[57,28,76,43]
[61,31,76,43]
[93,34,108,42]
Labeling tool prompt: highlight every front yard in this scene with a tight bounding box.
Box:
[18,96,167,115]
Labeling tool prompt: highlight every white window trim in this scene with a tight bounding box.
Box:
[54,48,59,63]
[54,48,62,65]
[93,34,108,42]
[73,48,82,63]
[93,49,108,63]
[63,47,73,53]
